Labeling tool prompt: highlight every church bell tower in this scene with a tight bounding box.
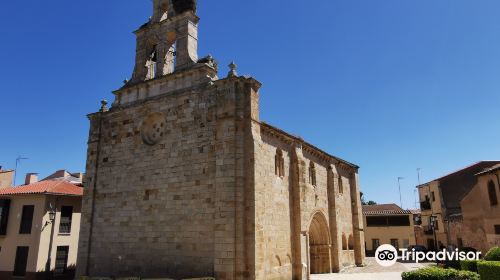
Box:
[130,0,200,83]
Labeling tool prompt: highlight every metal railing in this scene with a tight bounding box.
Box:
[59,219,72,234]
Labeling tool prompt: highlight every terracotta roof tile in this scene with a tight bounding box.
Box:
[362,204,412,215]
[0,180,83,196]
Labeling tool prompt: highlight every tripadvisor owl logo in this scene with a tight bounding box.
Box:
[375,244,398,267]
[375,244,482,267]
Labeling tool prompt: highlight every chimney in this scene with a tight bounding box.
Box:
[25,173,38,185]
[70,172,84,183]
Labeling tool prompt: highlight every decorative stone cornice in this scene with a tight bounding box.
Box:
[259,121,359,173]
[112,63,217,107]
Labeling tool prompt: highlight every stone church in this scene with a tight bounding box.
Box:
[76,1,365,279]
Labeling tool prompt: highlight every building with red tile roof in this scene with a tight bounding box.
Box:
[362,204,419,255]
[0,172,83,280]
[0,180,83,197]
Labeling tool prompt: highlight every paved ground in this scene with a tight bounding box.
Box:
[310,258,433,280]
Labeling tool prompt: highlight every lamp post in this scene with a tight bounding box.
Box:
[430,215,438,251]
[45,204,56,280]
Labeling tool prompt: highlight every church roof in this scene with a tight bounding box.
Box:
[259,121,359,170]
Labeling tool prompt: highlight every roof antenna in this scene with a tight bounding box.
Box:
[13,156,29,186]
[398,177,404,209]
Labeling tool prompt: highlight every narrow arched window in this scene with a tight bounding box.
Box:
[342,233,347,250]
[309,162,316,186]
[164,42,177,75]
[488,180,498,206]
[275,149,284,177]
[145,45,158,80]
[159,2,169,21]
[348,234,354,250]
[338,176,344,194]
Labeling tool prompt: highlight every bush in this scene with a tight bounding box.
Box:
[477,261,500,280]
[483,247,500,261]
[401,267,479,280]
[460,260,478,272]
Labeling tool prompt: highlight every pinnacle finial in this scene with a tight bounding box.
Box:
[227,61,238,78]
[100,99,109,112]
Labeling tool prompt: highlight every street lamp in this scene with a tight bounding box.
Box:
[48,209,56,222]
[430,215,438,251]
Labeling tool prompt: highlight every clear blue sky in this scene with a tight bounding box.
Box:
[1,0,499,209]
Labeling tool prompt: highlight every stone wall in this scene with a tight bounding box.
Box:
[77,76,262,279]
[253,133,294,279]
[459,170,500,252]
[76,70,364,279]
[254,124,364,278]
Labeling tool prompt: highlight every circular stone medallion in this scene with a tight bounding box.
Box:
[141,113,166,145]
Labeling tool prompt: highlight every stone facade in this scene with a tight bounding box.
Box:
[417,161,500,252]
[458,165,500,252]
[76,1,365,279]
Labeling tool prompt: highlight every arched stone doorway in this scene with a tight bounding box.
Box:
[308,212,331,274]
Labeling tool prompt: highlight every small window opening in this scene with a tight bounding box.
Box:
[342,233,347,250]
[145,45,158,80]
[275,149,284,177]
[164,42,177,75]
[488,180,498,206]
[339,176,344,194]
[159,3,169,21]
[309,162,316,186]
[348,234,354,250]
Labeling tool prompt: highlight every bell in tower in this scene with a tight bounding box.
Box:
[129,0,200,84]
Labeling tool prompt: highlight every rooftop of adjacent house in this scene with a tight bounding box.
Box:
[409,209,421,215]
[0,180,83,196]
[475,163,500,176]
[42,169,84,184]
[362,204,413,216]
[417,161,500,217]
[417,161,500,188]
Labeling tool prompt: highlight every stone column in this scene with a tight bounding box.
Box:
[349,172,365,266]
[327,165,341,272]
[289,144,306,280]
[213,79,257,280]
[213,84,238,280]
[174,13,199,70]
